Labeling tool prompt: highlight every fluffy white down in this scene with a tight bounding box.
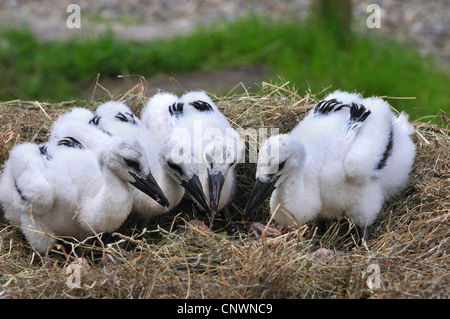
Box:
[141,92,179,142]
[49,107,109,151]
[0,134,149,254]
[94,101,184,215]
[257,90,416,228]
[142,91,244,212]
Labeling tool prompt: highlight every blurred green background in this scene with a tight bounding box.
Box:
[0,0,448,122]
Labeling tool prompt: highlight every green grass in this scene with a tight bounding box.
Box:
[0,15,448,120]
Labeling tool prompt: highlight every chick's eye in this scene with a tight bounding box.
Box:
[167,161,183,176]
[278,160,287,171]
[124,158,141,172]
[205,153,214,166]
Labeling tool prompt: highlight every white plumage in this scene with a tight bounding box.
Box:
[178,91,244,214]
[141,92,179,143]
[142,91,244,216]
[49,107,109,151]
[142,92,211,215]
[0,133,159,254]
[93,101,181,215]
[244,90,416,240]
[50,106,169,211]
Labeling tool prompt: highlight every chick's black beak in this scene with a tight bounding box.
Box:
[243,178,276,221]
[208,172,225,215]
[181,174,213,216]
[129,171,170,208]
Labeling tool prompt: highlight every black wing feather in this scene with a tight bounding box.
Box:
[348,103,371,123]
[314,98,372,131]
[314,99,342,115]
[39,145,52,160]
[169,102,184,117]
[14,180,26,201]
[115,112,137,125]
[57,137,84,149]
[376,126,394,170]
[190,100,213,112]
[89,115,101,126]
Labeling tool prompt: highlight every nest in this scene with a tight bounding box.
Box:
[0,80,448,299]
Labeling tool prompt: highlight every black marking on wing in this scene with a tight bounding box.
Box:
[313,98,342,115]
[89,115,101,126]
[14,180,26,201]
[342,103,372,133]
[100,129,112,136]
[347,103,371,123]
[89,116,112,135]
[314,99,371,123]
[376,126,394,170]
[39,145,52,161]
[169,102,184,117]
[278,160,287,171]
[57,137,84,149]
[314,99,372,134]
[115,112,137,125]
[190,100,213,112]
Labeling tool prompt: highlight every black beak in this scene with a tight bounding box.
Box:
[243,178,276,221]
[129,171,170,208]
[208,172,225,215]
[180,174,213,216]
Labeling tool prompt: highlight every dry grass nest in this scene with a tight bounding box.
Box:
[0,80,448,299]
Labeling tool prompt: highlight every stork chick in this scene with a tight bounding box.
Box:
[93,101,182,214]
[244,90,416,241]
[0,134,165,254]
[143,91,243,218]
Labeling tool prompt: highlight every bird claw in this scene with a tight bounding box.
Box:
[312,248,350,261]
[250,222,282,238]
[186,219,211,235]
[312,248,335,261]
[70,257,90,271]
